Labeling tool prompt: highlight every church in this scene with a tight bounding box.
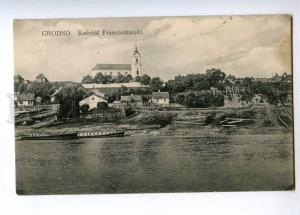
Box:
[91,47,142,78]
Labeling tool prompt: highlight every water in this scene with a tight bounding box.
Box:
[16,134,294,194]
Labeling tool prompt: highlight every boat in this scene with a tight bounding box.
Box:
[77,130,125,138]
[21,132,79,140]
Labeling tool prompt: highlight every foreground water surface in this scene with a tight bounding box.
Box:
[16,134,294,194]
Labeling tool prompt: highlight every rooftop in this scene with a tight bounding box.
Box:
[152,91,169,99]
[92,64,132,71]
[121,95,143,102]
[36,73,47,78]
[17,93,35,101]
[82,82,149,89]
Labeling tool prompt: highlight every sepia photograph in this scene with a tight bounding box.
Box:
[13,15,294,195]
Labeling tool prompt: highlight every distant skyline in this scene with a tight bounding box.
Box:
[14,15,292,82]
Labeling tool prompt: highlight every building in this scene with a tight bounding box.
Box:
[14,75,24,83]
[50,87,62,103]
[79,95,107,110]
[90,89,105,98]
[225,86,247,95]
[282,72,292,83]
[251,94,267,104]
[269,73,283,83]
[35,96,42,104]
[151,91,170,106]
[35,73,49,83]
[256,78,269,83]
[210,87,222,96]
[16,93,35,107]
[121,94,144,108]
[91,46,142,78]
[224,94,249,108]
[82,82,149,90]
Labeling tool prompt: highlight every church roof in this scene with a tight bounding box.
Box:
[92,64,131,71]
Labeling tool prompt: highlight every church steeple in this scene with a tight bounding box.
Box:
[131,46,141,78]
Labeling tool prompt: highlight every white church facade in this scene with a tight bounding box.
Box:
[91,47,142,78]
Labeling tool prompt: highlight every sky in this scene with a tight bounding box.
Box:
[14,15,292,82]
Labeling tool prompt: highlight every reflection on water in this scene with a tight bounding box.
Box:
[16,134,294,194]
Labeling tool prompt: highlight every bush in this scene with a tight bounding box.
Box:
[97,102,108,110]
[80,104,89,115]
[205,112,216,124]
[213,113,226,125]
[263,119,273,127]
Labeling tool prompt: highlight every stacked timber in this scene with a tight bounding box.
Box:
[219,118,253,127]
[175,113,208,125]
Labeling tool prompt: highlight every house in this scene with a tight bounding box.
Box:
[50,87,62,103]
[90,89,105,98]
[151,91,170,106]
[251,94,267,104]
[16,93,35,107]
[110,100,130,109]
[269,73,283,83]
[282,72,292,83]
[79,95,107,110]
[35,73,49,83]
[225,86,246,95]
[121,94,144,108]
[256,78,269,83]
[210,87,222,96]
[35,96,42,104]
[14,75,24,83]
[224,94,249,108]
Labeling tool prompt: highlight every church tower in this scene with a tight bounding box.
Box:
[131,46,141,78]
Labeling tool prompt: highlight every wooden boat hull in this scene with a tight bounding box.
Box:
[78,131,125,138]
[21,132,78,140]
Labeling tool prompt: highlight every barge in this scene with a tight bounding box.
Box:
[77,130,125,138]
[21,132,79,140]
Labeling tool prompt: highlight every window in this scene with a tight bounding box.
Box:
[136,58,139,63]
[92,97,94,100]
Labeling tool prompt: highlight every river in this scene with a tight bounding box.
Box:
[16,133,294,194]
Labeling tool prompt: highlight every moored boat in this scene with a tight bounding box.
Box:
[21,132,79,140]
[77,130,125,138]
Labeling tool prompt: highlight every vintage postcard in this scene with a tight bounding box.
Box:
[14,15,294,195]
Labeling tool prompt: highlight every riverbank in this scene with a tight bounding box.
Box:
[15,105,293,138]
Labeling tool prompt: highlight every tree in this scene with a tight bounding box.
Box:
[56,85,88,120]
[97,102,108,110]
[206,68,226,88]
[135,76,141,82]
[81,75,94,84]
[80,104,89,115]
[150,77,164,92]
[93,72,105,83]
[140,74,151,85]
[25,82,55,102]
[242,77,254,87]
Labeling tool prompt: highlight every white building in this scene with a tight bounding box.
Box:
[16,93,35,107]
[82,82,149,89]
[50,87,62,103]
[91,47,142,78]
[151,91,170,106]
[79,95,107,110]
